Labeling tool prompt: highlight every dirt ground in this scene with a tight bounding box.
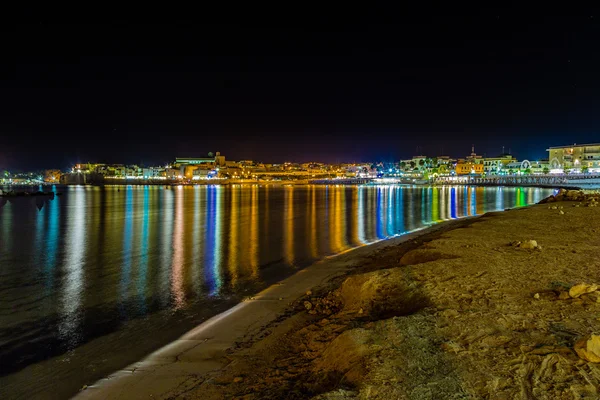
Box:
[172,191,600,399]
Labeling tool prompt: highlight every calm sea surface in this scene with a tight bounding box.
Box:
[0,184,553,399]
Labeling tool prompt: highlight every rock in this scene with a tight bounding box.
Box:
[233,376,244,383]
[559,210,565,215]
[519,240,538,249]
[304,301,313,310]
[566,190,584,201]
[534,293,540,299]
[551,206,558,210]
[569,283,599,298]
[340,269,428,319]
[586,292,600,303]
[306,290,312,296]
[574,334,600,363]
[558,291,571,300]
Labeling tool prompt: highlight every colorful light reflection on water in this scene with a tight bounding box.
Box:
[0,185,552,388]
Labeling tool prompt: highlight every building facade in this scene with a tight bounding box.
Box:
[455,162,484,175]
[547,143,600,171]
[483,155,517,175]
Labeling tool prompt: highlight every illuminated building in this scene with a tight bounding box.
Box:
[455,146,484,175]
[547,143,600,172]
[173,152,226,178]
[483,155,517,175]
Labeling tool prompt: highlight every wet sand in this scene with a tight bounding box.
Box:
[80,192,600,399]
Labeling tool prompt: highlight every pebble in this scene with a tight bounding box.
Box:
[569,283,599,298]
[519,240,538,249]
[558,291,571,300]
[574,334,600,363]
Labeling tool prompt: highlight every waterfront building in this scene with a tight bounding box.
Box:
[455,162,484,175]
[174,152,226,167]
[435,156,453,165]
[529,160,549,174]
[142,167,165,179]
[173,152,226,179]
[504,161,523,172]
[455,146,484,175]
[547,143,600,172]
[483,154,517,175]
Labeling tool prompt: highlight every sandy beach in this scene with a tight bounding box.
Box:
[77,190,600,399]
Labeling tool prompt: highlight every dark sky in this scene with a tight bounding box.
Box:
[2,18,599,170]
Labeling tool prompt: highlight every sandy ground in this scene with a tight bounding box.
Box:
[138,190,600,400]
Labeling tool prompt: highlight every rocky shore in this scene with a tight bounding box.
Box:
[160,190,600,399]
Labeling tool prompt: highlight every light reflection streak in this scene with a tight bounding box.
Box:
[171,187,185,309]
[358,187,366,244]
[376,188,384,239]
[386,187,394,237]
[160,188,174,305]
[192,187,205,293]
[250,185,259,276]
[330,187,340,252]
[137,187,150,311]
[451,188,457,219]
[396,187,405,233]
[432,187,439,222]
[60,187,86,346]
[463,187,469,216]
[421,187,427,225]
[476,188,485,215]
[204,186,223,296]
[310,186,319,257]
[284,186,295,265]
[120,188,134,313]
[350,187,360,247]
[337,187,347,252]
[45,192,60,288]
[496,187,504,210]
[228,186,239,286]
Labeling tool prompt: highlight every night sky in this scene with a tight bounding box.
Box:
[2,18,599,170]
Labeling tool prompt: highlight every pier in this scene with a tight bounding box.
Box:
[435,174,600,189]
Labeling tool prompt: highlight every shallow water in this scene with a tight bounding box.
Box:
[0,184,553,399]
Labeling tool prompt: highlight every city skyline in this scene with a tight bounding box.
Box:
[0,141,587,172]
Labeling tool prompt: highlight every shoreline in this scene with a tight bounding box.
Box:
[78,191,600,399]
[73,216,481,400]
